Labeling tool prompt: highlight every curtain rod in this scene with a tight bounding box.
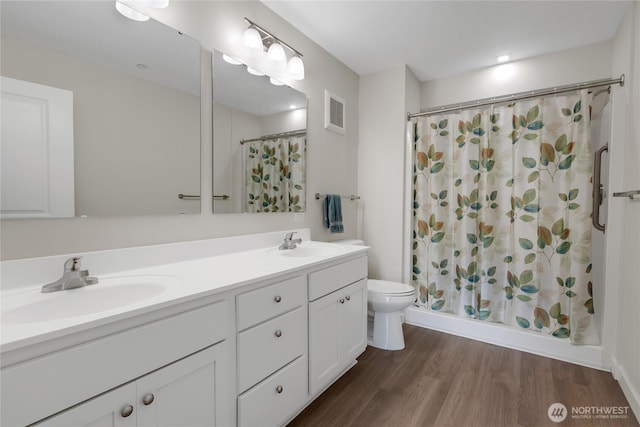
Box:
[407,74,625,120]
[240,129,307,144]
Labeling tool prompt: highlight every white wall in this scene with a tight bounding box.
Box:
[358,66,419,282]
[421,40,613,108]
[0,1,360,260]
[608,1,640,419]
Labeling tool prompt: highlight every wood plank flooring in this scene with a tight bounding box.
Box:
[289,324,638,427]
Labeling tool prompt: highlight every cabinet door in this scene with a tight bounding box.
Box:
[341,279,367,363]
[137,342,229,427]
[308,292,341,396]
[34,383,136,427]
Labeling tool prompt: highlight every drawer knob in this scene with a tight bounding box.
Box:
[339,298,345,304]
[346,295,351,301]
[121,405,134,418]
[274,295,282,303]
[276,385,283,394]
[142,393,155,406]
[275,329,283,338]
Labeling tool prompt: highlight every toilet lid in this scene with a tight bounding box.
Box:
[367,279,415,295]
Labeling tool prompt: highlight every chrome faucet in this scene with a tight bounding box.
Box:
[41,256,99,293]
[279,232,302,250]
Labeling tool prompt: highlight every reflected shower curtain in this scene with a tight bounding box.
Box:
[412,90,599,345]
[245,136,306,213]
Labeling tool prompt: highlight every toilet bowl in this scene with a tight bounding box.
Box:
[334,239,416,351]
[367,279,415,350]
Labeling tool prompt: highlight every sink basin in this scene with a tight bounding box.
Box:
[276,243,342,258]
[2,275,177,323]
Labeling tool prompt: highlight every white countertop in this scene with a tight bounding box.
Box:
[1,239,368,354]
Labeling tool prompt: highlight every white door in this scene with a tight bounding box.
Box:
[1,76,74,218]
[341,279,367,363]
[308,291,341,396]
[137,343,229,427]
[34,382,136,427]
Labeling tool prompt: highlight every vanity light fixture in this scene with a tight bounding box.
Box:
[241,17,305,81]
[222,54,243,65]
[270,77,285,86]
[115,1,149,21]
[242,26,264,58]
[115,0,169,22]
[247,67,265,77]
[287,55,305,80]
[266,42,287,70]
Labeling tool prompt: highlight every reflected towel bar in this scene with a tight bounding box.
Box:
[612,190,640,200]
[178,194,230,200]
[315,193,360,201]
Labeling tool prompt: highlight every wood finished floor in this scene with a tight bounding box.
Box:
[289,324,638,427]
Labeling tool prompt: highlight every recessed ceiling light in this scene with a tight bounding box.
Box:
[497,55,511,63]
[289,105,297,109]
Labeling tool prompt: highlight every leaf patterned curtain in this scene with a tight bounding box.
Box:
[412,90,598,345]
[245,136,306,213]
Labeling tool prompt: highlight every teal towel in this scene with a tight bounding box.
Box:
[323,194,344,233]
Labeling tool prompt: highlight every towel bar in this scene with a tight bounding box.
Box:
[612,190,640,200]
[315,193,360,201]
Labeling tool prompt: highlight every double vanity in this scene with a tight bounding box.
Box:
[0,230,369,426]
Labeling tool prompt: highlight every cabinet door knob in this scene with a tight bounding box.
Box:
[142,393,155,406]
[339,298,345,304]
[121,405,134,418]
[274,295,282,303]
[276,385,283,394]
[275,329,283,338]
[345,295,351,301]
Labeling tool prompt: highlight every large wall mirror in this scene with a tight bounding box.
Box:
[212,49,307,214]
[0,1,201,218]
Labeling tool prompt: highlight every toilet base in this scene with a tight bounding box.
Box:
[369,311,405,350]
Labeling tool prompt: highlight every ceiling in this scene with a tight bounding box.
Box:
[262,1,631,82]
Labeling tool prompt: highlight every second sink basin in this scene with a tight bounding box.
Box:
[276,242,343,258]
[2,275,177,323]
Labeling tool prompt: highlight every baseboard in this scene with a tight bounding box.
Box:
[611,356,640,423]
[405,306,608,371]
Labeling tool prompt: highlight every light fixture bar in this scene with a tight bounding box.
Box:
[244,17,303,57]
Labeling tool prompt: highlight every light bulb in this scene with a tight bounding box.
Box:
[247,67,264,76]
[270,78,284,86]
[242,27,264,58]
[222,54,243,65]
[143,0,169,7]
[115,1,150,21]
[266,42,286,69]
[287,55,304,80]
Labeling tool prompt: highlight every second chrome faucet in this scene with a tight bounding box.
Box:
[279,232,302,250]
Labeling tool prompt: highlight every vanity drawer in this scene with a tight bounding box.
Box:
[237,306,306,393]
[308,256,368,301]
[238,355,308,427]
[237,275,306,331]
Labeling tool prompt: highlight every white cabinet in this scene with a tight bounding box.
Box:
[36,343,229,427]
[3,301,229,427]
[309,278,367,396]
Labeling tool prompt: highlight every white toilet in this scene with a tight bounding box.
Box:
[335,239,416,351]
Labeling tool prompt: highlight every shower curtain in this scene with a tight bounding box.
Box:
[412,90,598,345]
[245,135,306,213]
